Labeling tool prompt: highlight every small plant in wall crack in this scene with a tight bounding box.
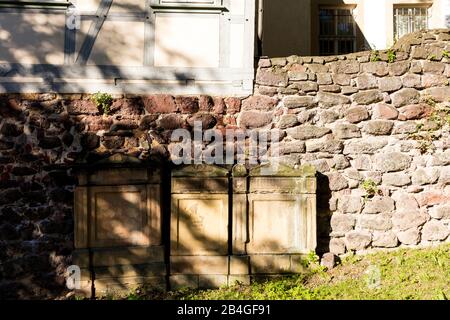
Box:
[300,251,326,273]
[428,106,450,129]
[407,96,450,154]
[371,48,395,63]
[387,49,396,63]
[442,50,450,59]
[408,133,435,155]
[370,50,381,62]
[408,127,437,155]
[360,179,380,200]
[91,92,113,116]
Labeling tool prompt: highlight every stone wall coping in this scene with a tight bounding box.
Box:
[261,29,450,64]
[232,164,248,177]
[171,164,230,177]
[249,164,316,177]
[96,153,142,164]
[72,153,162,172]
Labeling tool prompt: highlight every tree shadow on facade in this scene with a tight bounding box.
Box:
[70,160,302,298]
[0,100,76,299]
[0,96,321,299]
[0,0,224,95]
[0,0,334,300]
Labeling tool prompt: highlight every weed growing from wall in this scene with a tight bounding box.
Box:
[91,92,113,116]
[370,50,381,62]
[387,49,396,63]
[407,96,450,154]
[360,179,380,200]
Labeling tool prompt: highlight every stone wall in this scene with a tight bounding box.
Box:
[253,29,450,255]
[1,29,450,299]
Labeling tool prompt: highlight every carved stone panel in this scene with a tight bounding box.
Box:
[234,163,318,257]
[246,194,316,254]
[74,156,162,251]
[232,164,248,255]
[75,184,162,249]
[73,155,164,296]
[171,194,228,256]
[91,186,145,246]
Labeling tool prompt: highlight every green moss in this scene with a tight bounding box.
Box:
[232,164,248,177]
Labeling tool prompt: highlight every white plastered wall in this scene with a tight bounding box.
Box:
[0,0,256,95]
[0,12,66,65]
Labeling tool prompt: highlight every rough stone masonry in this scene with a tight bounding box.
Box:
[1,29,450,298]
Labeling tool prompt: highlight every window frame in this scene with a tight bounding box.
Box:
[149,0,226,10]
[393,4,431,41]
[0,1,71,8]
[318,6,357,56]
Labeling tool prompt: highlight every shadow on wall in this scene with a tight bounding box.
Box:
[77,167,314,298]
[0,1,338,300]
[0,94,328,299]
[315,173,332,255]
[75,156,322,297]
[262,0,370,57]
[0,1,219,94]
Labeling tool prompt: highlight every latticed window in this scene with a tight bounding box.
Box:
[394,7,429,41]
[319,7,356,55]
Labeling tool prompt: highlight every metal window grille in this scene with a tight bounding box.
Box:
[319,7,356,55]
[394,7,429,41]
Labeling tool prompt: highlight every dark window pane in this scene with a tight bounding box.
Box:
[319,7,356,55]
[337,11,354,36]
[319,9,335,36]
[319,39,335,55]
[338,39,354,54]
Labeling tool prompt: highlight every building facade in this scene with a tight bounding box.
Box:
[263,0,450,57]
[0,0,255,95]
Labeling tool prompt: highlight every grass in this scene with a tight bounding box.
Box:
[91,244,449,301]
